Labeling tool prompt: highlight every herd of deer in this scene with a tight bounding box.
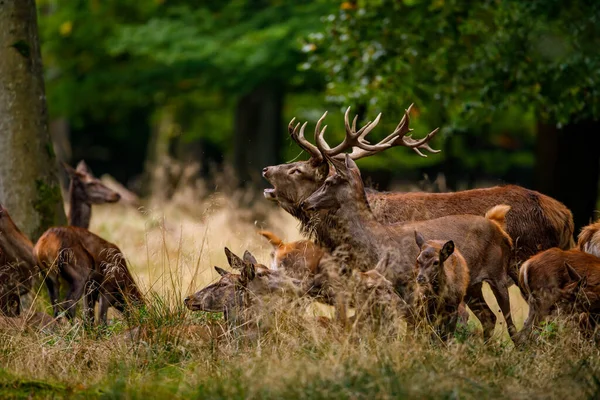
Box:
[1,104,600,346]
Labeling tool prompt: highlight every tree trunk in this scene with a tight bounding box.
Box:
[0,0,66,241]
[233,85,283,189]
[534,118,600,233]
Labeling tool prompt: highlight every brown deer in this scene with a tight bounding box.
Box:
[262,106,574,282]
[63,161,121,229]
[0,204,37,316]
[257,230,324,280]
[515,248,600,344]
[577,220,600,258]
[184,247,303,328]
[33,226,144,324]
[414,231,470,340]
[301,154,516,341]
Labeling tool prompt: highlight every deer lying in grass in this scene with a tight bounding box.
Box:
[184,247,302,326]
[262,105,574,283]
[414,231,469,340]
[515,248,600,344]
[257,230,324,280]
[0,204,38,316]
[63,160,121,229]
[34,227,144,324]
[577,221,600,258]
[301,154,516,341]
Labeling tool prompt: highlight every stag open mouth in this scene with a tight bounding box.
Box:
[263,188,277,201]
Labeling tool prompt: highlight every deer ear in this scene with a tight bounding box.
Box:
[241,262,256,283]
[375,252,391,272]
[224,247,245,270]
[440,241,455,263]
[414,231,426,248]
[214,266,229,277]
[76,160,91,174]
[243,250,258,265]
[564,262,582,282]
[62,162,78,177]
[345,154,359,174]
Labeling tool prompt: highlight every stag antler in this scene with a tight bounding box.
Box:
[319,104,440,160]
[288,113,328,164]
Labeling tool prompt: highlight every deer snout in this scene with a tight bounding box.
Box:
[111,192,121,202]
[416,274,426,284]
[262,167,270,177]
[183,296,190,305]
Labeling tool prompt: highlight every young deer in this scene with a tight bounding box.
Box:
[63,161,121,229]
[577,220,600,258]
[414,231,470,340]
[516,248,600,344]
[262,106,574,281]
[184,247,302,326]
[301,154,516,341]
[0,204,37,316]
[34,226,144,324]
[257,230,324,280]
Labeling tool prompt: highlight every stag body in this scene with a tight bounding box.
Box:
[262,106,574,277]
[516,248,600,344]
[63,161,120,229]
[302,155,516,340]
[34,226,143,323]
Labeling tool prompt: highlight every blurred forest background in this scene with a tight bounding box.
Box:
[3,0,599,236]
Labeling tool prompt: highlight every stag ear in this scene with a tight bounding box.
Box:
[565,262,587,289]
[414,230,426,249]
[224,247,245,270]
[440,241,455,264]
[76,160,91,174]
[214,266,229,277]
[344,154,360,174]
[243,250,258,265]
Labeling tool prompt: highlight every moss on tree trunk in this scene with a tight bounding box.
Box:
[0,0,66,241]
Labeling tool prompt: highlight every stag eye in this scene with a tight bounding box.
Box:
[433,261,439,266]
[289,168,301,175]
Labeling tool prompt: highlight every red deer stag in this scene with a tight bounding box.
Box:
[63,161,121,229]
[414,231,470,340]
[34,227,144,324]
[0,204,37,316]
[257,230,324,280]
[516,248,600,344]
[262,106,574,282]
[301,154,516,341]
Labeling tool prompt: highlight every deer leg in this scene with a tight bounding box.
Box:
[98,295,111,325]
[465,283,497,341]
[45,274,62,318]
[63,277,86,320]
[83,280,100,326]
[514,297,542,346]
[489,280,518,341]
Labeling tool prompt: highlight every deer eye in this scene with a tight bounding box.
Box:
[433,261,439,266]
[289,168,301,175]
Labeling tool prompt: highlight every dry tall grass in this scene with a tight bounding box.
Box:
[1,189,600,399]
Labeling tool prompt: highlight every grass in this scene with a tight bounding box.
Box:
[3,191,600,399]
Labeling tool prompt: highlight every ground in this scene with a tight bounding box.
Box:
[1,192,599,400]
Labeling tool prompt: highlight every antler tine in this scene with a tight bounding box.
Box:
[291,119,323,162]
[314,111,330,153]
[348,103,441,159]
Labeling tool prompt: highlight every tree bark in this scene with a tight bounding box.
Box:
[233,85,283,189]
[534,118,600,233]
[0,0,66,241]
